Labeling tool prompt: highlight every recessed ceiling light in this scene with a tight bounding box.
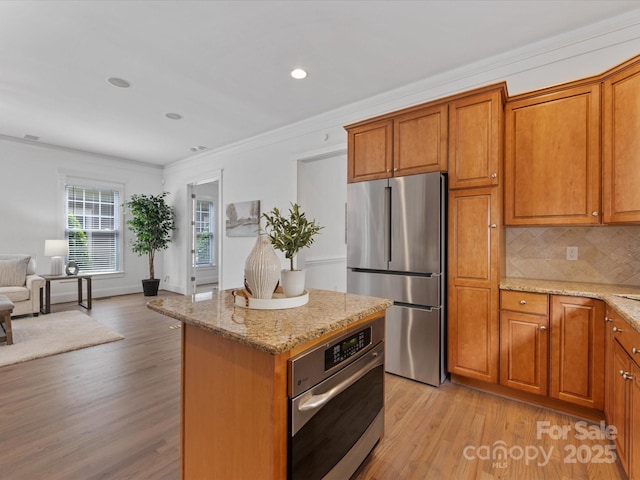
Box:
[165,112,183,120]
[291,68,307,80]
[107,77,131,88]
[23,134,39,141]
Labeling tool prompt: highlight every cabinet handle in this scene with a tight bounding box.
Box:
[633,347,639,355]
[613,326,623,333]
[621,371,633,380]
[592,211,599,217]
[605,316,613,323]
[490,224,497,229]
[491,173,497,179]
[519,300,526,305]
[539,325,547,331]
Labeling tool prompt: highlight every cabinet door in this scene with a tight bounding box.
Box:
[603,60,640,223]
[505,82,601,225]
[347,120,393,183]
[631,360,640,480]
[500,310,548,395]
[393,103,448,175]
[611,341,630,473]
[448,88,503,189]
[447,187,500,383]
[604,307,615,424]
[550,296,605,409]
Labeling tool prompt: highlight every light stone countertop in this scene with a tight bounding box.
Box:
[501,278,640,333]
[147,288,393,355]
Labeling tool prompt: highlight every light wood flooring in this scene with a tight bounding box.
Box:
[0,292,627,479]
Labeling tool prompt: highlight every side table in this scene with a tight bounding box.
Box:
[40,274,92,314]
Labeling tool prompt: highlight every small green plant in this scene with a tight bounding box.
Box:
[123,192,176,280]
[262,203,323,271]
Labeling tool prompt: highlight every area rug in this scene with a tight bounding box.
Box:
[0,310,124,367]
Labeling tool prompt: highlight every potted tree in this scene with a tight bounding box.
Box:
[262,203,323,297]
[123,192,176,296]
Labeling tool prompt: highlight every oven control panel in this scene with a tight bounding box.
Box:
[289,314,384,398]
[324,328,371,370]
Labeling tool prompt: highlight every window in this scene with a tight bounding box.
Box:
[195,200,214,266]
[65,182,122,273]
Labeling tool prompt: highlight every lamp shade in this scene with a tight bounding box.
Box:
[44,239,69,257]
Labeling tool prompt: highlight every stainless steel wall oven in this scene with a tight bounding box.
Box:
[288,315,385,479]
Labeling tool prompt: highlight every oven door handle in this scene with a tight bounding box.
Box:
[298,352,383,413]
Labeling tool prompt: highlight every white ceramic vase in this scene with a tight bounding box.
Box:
[244,234,281,299]
[281,269,306,297]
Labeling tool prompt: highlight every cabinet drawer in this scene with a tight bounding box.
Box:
[611,313,640,364]
[500,291,548,315]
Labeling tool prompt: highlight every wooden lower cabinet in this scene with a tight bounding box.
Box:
[499,290,549,396]
[605,309,640,479]
[631,360,640,480]
[610,340,633,476]
[550,296,605,410]
[499,310,548,395]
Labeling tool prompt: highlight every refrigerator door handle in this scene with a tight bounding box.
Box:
[385,185,391,263]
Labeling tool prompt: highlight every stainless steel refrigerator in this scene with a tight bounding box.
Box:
[346,172,446,386]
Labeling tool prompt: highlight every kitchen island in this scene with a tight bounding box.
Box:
[147,288,392,480]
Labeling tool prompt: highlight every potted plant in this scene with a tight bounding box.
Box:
[262,203,323,297]
[123,192,176,296]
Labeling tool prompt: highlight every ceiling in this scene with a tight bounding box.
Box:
[2,0,640,166]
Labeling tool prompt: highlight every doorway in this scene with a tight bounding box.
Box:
[187,176,222,295]
[297,150,347,292]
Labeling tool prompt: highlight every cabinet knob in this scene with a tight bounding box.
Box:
[490,224,497,229]
[592,211,599,217]
[613,326,623,333]
[519,300,526,305]
[539,325,547,331]
[605,316,613,323]
[621,371,633,380]
[393,168,398,172]
[386,169,391,173]
[633,347,639,355]
[491,173,497,179]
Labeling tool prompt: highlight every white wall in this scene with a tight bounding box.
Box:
[163,14,640,294]
[0,137,165,304]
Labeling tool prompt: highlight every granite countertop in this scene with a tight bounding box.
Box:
[147,288,392,355]
[501,278,640,333]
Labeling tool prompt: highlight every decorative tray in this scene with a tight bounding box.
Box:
[232,288,309,310]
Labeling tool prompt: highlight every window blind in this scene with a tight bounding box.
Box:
[65,184,121,273]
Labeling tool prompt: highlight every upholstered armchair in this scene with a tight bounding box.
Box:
[0,254,45,316]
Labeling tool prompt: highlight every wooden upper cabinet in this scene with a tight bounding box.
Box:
[603,57,640,224]
[448,87,505,189]
[347,120,393,182]
[393,103,448,176]
[504,81,601,225]
[346,103,447,183]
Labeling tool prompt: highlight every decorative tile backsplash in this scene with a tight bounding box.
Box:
[505,226,640,286]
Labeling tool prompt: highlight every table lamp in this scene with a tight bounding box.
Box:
[45,239,69,276]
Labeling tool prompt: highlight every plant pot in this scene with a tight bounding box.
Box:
[281,269,306,297]
[142,278,161,296]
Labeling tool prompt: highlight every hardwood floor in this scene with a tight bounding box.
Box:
[0,292,627,479]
